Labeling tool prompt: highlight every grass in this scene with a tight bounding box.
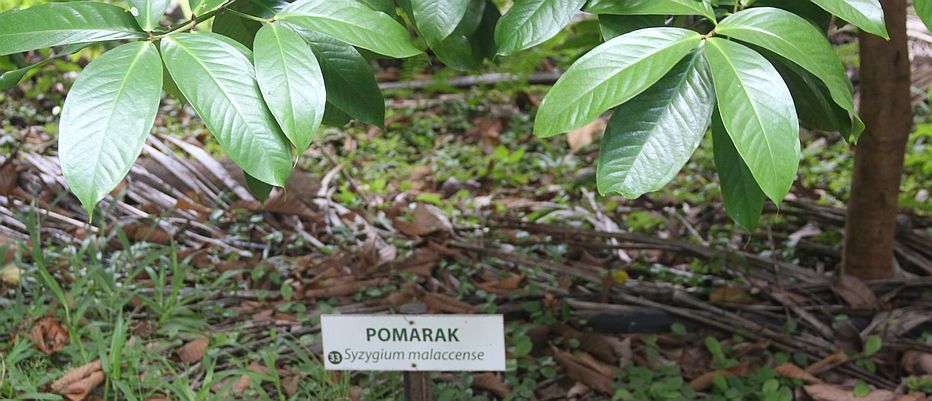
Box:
[1,24,931,398]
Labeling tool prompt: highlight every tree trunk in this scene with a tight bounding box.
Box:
[842,0,912,280]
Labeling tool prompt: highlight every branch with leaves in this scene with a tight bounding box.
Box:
[0,0,926,228]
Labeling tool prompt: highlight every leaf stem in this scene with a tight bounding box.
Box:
[151,0,239,40]
[225,8,272,23]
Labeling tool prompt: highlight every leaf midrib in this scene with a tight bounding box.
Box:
[708,40,778,181]
[270,26,297,133]
[548,33,697,119]
[88,43,149,193]
[277,8,400,47]
[169,37,282,173]
[622,53,700,189]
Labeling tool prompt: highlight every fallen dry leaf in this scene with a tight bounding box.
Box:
[902,351,932,375]
[832,274,879,309]
[178,337,209,364]
[804,384,896,401]
[394,203,453,237]
[305,277,390,299]
[423,292,477,314]
[566,119,605,152]
[552,346,614,394]
[807,349,849,373]
[566,382,590,399]
[472,372,510,398]
[52,360,105,401]
[709,286,754,304]
[232,362,271,392]
[0,233,16,263]
[29,316,69,354]
[775,362,822,384]
[689,370,730,391]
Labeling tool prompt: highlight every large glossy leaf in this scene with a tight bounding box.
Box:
[59,42,162,216]
[0,43,87,90]
[415,0,487,70]
[766,49,860,139]
[471,0,501,60]
[534,27,701,137]
[599,14,664,40]
[128,0,170,31]
[916,0,932,32]
[0,2,145,56]
[585,0,716,21]
[212,9,261,46]
[161,33,292,186]
[745,0,832,32]
[808,0,888,38]
[717,7,859,136]
[254,23,325,153]
[286,25,385,127]
[597,51,714,198]
[276,0,421,58]
[711,110,766,230]
[359,0,396,15]
[493,0,587,56]
[189,0,226,16]
[411,0,469,43]
[245,171,273,202]
[704,37,799,204]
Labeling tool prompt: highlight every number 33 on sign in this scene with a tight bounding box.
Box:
[321,314,506,371]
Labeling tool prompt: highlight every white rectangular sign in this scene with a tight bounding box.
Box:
[321,314,505,371]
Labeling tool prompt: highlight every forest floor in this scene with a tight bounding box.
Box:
[1,19,932,401]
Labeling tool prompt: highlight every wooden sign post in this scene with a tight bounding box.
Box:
[321,304,505,401]
[400,303,432,401]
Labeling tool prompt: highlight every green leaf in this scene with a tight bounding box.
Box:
[128,0,170,31]
[359,0,397,15]
[597,50,714,198]
[200,31,254,59]
[599,14,665,40]
[704,37,799,204]
[745,0,832,32]
[471,0,501,59]
[161,33,293,186]
[585,0,716,22]
[0,43,87,90]
[417,0,488,70]
[863,336,882,357]
[411,0,469,43]
[276,0,421,58]
[211,0,287,40]
[853,381,871,397]
[0,2,145,56]
[534,27,702,137]
[286,25,385,127]
[712,109,766,229]
[322,101,352,126]
[189,0,226,16]
[212,10,262,46]
[767,51,859,138]
[808,0,888,38]
[493,0,587,56]
[254,23,325,153]
[916,0,932,32]
[245,171,273,202]
[717,7,859,136]
[59,42,162,217]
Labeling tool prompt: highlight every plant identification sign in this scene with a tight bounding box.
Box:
[321,314,506,371]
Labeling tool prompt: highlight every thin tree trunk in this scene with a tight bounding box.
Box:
[842,0,912,279]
